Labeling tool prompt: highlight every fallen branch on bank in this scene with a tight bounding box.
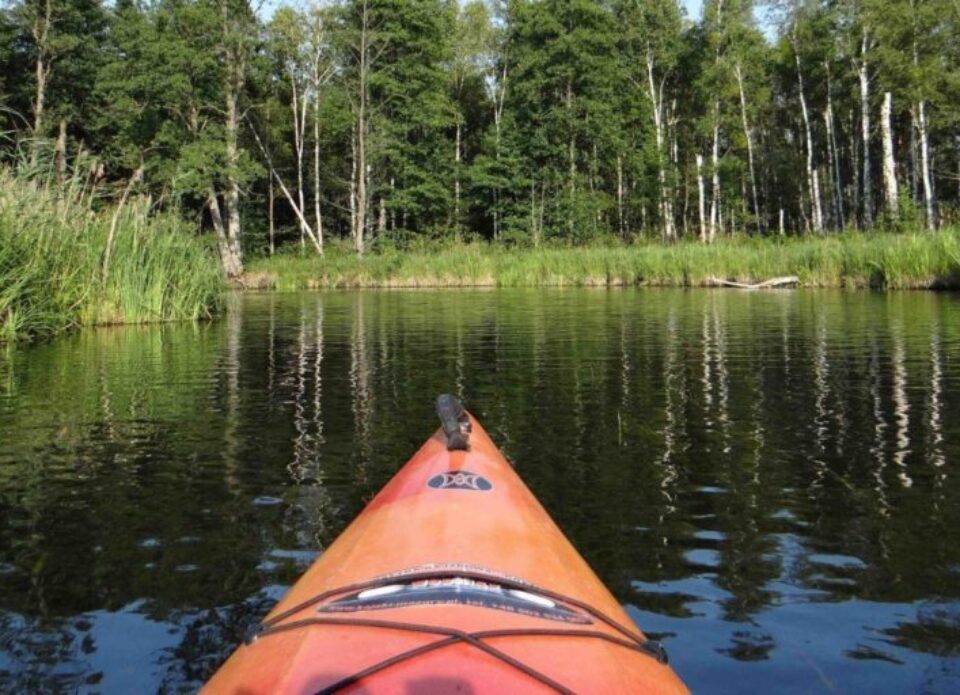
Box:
[707,275,800,289]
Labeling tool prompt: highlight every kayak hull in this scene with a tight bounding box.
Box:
[205,414,689,694]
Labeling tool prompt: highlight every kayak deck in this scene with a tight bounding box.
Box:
[205,401,689,694]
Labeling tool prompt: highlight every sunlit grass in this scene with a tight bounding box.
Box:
[0,166,222,342]
[249,229,960,291]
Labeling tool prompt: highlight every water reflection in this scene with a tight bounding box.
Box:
[0,290,959,693]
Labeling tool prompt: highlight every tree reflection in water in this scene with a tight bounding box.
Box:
[0,289,958,693]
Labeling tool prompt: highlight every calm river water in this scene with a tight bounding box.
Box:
[1,289,959,693]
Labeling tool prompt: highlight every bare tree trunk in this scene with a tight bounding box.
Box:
[616,154,624,238]
[313,107,323,253]
[647,49,675,241]
[566,79,575,237]
[354,0,371,255]
[31,0,53,136]
[224,108,243,274]
[795,50,823,233]
[850,109,861,227]
[491,62,507,244]
[350,129,358,243]
[219,0,246,276]
[248,123,323,253]
[917,99,936,230]
[52,119,68,186]
[823,107,841,229]
[268,177,275,255]
[709,105,720,242]
[909,105,919,200]
[734,63,761,233]
[309,10,331,255]
[696,153,707,242]
[956,135,960,205]
[881,91,899,219]
[290,65,308,249]
[824,67,844,230]
[529,181,536,242]
[857,30,874,227]
[208,188,241,277]
[454,121,462,241]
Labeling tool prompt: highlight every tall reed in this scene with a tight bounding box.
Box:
[249,230,960,291]
[0,164,222,342]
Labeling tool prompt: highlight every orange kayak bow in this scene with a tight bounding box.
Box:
[205,395,690,694]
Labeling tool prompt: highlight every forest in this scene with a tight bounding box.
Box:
[1,0,959,279]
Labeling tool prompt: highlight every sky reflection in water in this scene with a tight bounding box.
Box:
[0,289,959,693]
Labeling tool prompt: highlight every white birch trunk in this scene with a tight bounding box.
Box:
[616,154,624,237]
[734,63,760,233]
[917,99,936,230]
[881,91,899,219]
[795,50,822,233]
[647,49,675,241]
[268,177,275,255]
[857,30,873,227]
[354,0,370,255]
[696,154,707,242]
[824,73,845,231]
[709,106,720,242]
[454,121,462,241]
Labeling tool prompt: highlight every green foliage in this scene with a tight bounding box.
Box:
[1,0,960,266]
[248,228,960,290]
[0,163,222,342]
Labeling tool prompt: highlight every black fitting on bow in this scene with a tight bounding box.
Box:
[436,394,469,451]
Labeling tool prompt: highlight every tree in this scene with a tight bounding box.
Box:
[617,0,683,240]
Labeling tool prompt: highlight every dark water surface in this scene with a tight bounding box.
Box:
[1,289,960,693]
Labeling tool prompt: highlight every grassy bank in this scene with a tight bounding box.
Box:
[247,229,960,291]
[0,167,222,342]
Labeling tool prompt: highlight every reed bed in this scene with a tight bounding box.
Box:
[248,230,960,291]
[0,167,222,342]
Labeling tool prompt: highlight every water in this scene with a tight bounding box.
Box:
[1,289,959,693]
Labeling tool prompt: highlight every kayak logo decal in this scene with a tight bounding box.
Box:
[427,470,493,492]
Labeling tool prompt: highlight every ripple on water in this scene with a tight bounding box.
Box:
[693,530,726,542]
[268,549,320,566]
[3,289,960,694]
[684,548,722,569]
[808,553,868,569]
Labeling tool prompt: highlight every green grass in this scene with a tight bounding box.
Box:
[248,230,960,291]
[0,166,223,342]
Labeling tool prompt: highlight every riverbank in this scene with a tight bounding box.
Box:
[0,168,222,342]
[245,229,960,290]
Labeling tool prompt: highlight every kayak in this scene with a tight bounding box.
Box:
[205,396,690,694]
